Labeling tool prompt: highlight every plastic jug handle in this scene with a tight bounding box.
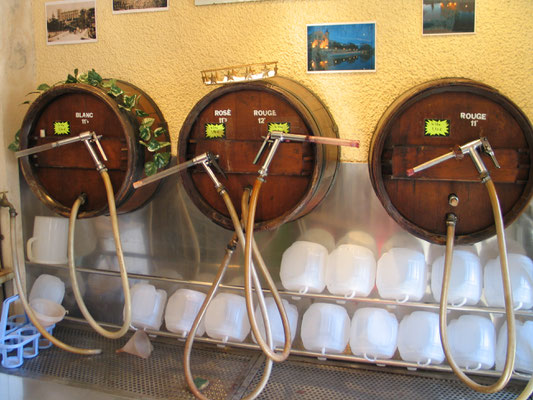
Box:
[451,297,467,307]
[465,363,482,371]
[299,286,309,295]
[344,290,356,299]
[417,358,432,367]
[396,294,409,304]
[26,237,36,262]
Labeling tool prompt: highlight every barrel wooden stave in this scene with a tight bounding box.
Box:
[19,81,168,218]
[178,76,339,231]
[369,78,533,245]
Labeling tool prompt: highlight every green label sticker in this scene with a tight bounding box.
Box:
[424,119,450,137]
[267,122,290,134]
[205,123,226,139]
[54,121,70,135]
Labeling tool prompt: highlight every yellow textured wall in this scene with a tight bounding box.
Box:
[28,0,533,163]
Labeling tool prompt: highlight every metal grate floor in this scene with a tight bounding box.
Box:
[245,359,525,400]
[1,323,528,400]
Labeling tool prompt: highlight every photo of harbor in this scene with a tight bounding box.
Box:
[307,22,376,73]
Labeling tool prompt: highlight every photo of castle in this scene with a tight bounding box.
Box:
[307,23,376,73]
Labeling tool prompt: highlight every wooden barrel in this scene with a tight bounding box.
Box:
[19,81,169,218]
[369,78,533,245]
[178,76,339,231]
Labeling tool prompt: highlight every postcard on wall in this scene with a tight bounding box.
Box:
[307,22,376,73]
[423,0,475,35]
[46,0,97,45]
[113,0,169,14]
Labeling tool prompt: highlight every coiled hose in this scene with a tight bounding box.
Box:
[68,170,131,339]
[184,188,274,400]
[440,178,533,397]
[243,178,292,362]
[5,198,101,355]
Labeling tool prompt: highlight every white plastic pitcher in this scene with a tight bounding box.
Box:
[484,254,533,310]
[431,249,482,306]
[204,293,250,343]
[280,241,328,294]
[448,314,496,370]
[164,288,206,338]
[397,311,444,366]
[350,307,398,361]
[325,244,376,298]
[252,297,298,348]
[128,283,167,331]
[300,302,350,355]
[29,274,65,305]
[496,320,533,374]
[26,216,68,264]
[376,248,427,303]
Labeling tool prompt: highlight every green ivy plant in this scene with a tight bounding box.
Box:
[9,69,170,176]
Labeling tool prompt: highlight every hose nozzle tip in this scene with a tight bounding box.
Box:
[406,168,415,177]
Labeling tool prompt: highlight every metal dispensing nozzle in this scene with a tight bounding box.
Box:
[16,130,108,172]
[406,137,501,179]
[133,152,226,189]
[83,133,108,172]
[15,131,102,158]
[253,131,359,179]
[253,132,283,178]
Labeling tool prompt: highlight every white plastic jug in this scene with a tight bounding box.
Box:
[484,254,533,310]
[252,297,298,348]
[300,302,350,355]
[496,320,533,374]
[376,248,427,303]
[29,274,65,305]
[26,216,69,264]
[431,249,482,306]
[280,241,328,294]
[128,283,167,331]
[325,244,376,298]
[164,288,206,338]
[336,230,378,257]
[204,293,250,343]
[397,311,444,366]
[426,244,478,266]
[350,307,398,361]
[448,314,495,370]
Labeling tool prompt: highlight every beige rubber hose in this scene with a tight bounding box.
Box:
[68,170,131,339]
[439,178,516,393]
[6,201,101,355]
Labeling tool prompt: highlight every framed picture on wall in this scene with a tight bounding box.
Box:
[45,0,96,45]
[307,22,376,73]
[423,0,475,35]
[113,0,169,14]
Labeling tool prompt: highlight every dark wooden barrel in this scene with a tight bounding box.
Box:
[369,78,533,245]
[178,76,339,231]
[19,81,169,218]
